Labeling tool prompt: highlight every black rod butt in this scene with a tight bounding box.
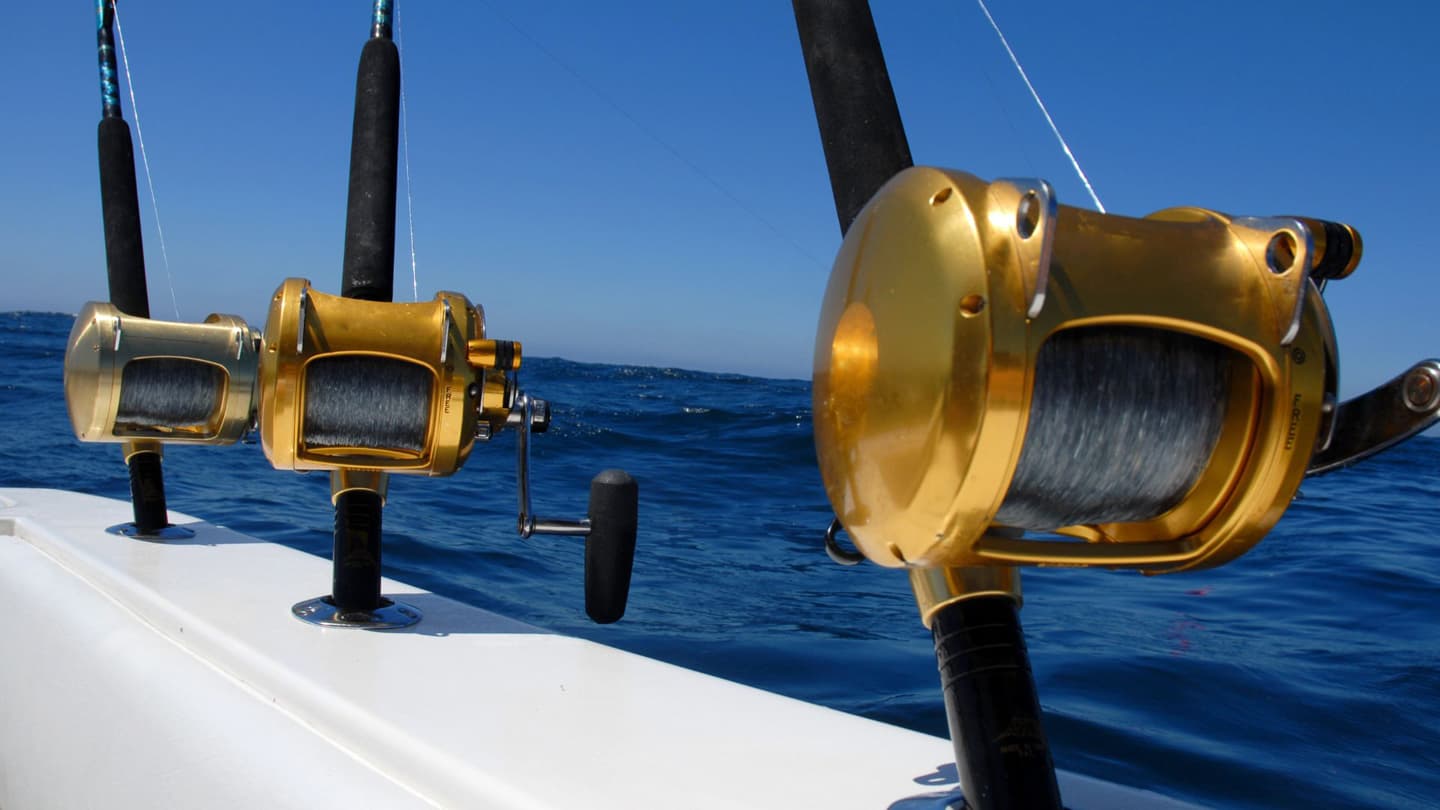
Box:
[932,595,1061,810]
[127,450,168,534]
[332,489,385,615]
[584,469,638,624]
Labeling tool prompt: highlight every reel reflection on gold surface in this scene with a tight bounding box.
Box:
[811,168,1397,623]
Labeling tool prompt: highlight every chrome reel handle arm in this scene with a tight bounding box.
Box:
[512,391,584,537]
[1308,360,1440,475]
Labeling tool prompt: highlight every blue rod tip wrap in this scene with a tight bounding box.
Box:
[96,0,120,117]
[372,0,393,40]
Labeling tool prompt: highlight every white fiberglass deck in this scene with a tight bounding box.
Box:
[0,489,1196,809]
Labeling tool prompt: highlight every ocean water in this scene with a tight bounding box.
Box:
[3,310,1437,809]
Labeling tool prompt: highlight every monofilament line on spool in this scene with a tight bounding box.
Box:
[997,327,1230,531]
[116,359,225,430]
[303,356,430,454]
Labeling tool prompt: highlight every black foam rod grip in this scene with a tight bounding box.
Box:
[332,488,384,614]
[340,37,401,302]
[932,595,1062,810]
[127,450,168,534]
[97,116,150,317]
[792,0,913,235]
[585,469,638,624]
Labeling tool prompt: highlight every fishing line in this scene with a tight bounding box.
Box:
[303,355,431,452]
[116,357,223,429]
[112,2,181,319]
[973,0,1106,213]
[396,0,420,302]
[479,1,827,270]
[977,57,1041,181]
[995,327,1230,529]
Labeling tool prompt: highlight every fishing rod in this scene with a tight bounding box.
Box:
[63,0,638,630]
[793,4,1061,807]
[792,2,1439,809]
[91,0,182,539]
[328,0,404,620]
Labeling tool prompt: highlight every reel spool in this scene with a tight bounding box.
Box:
[812,167,1434,623]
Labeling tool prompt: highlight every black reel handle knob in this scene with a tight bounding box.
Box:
[585,469,638,624]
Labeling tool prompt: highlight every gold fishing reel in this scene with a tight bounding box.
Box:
[258,278,518,475]
[64,278,519,476]
[813,167,1437,623]
[65,302,261,446]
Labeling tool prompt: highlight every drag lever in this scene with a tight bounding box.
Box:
[1308,359,1440,475]
[511,389,638,623]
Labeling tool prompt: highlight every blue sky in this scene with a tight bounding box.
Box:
[4,1,1437,390]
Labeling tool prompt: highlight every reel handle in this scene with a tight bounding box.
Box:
[585,470,638,624]
[511,389,638,624]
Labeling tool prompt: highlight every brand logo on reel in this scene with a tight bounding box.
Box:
[1285,394,1303,451]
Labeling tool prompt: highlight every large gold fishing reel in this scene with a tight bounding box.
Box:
[814,167,1437,623]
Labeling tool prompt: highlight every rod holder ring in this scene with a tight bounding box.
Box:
[291,596,421,630]
[106,522,196,541]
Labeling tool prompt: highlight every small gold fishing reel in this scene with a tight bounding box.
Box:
[65,279,518,476]
[813,167,1439,623]
[258,278,518,476]
[66,302,261,446]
